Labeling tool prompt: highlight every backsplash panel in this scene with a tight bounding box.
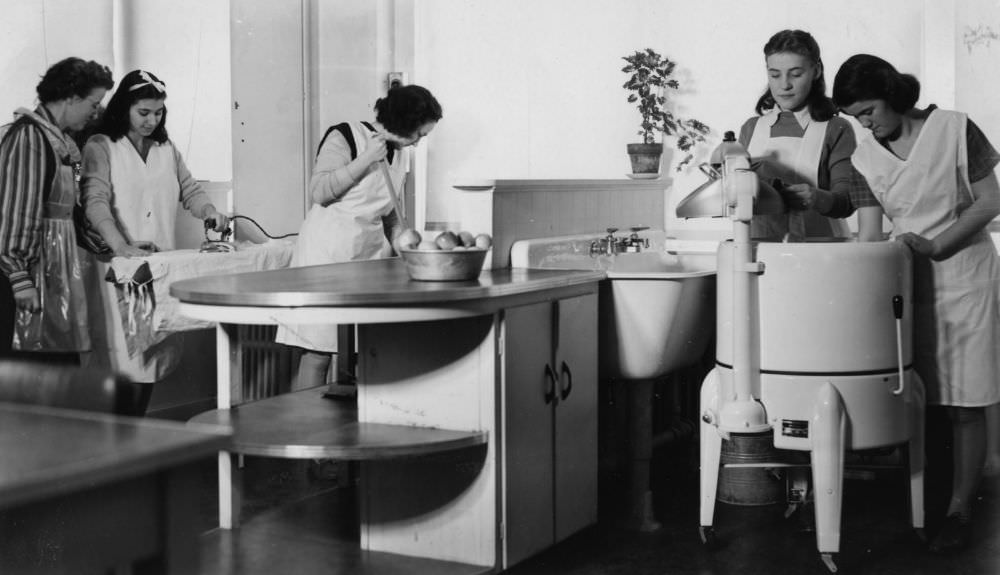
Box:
[459,179,668,268]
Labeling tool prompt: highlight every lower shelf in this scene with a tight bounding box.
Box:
[189,387,488,459]
[199,484,493,575]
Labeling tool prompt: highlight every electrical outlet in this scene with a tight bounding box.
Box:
[387,72,408,91]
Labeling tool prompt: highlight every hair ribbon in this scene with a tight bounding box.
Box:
[128,70,166,93]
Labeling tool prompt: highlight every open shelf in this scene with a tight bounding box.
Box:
[198,484,494,575]
[189,387,488,459]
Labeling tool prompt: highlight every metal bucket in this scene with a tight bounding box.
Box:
[717,431,783,506]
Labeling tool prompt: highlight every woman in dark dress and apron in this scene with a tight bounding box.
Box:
[0,57,114,361]
[836,53,1000,555]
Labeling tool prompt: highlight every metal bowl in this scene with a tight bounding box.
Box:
[398,248,489,281]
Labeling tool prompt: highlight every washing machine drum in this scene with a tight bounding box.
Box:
[715,240,913,374]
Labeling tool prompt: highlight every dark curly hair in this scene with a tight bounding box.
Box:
[374,85,442,138]
[96,70,170,143]
[36,57,114,104]
[832,54,920,114]
[755,29,836,122]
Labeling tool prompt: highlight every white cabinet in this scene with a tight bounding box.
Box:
[175,259,603,570]
[337,292,597,569]
[502,293,598,567]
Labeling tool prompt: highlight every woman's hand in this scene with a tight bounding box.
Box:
[114,242,157,257]
[896,232,941,259]
[781,183,832,213]
[358,133,388,167]
[14,287,40,313]
[203,208,230,233]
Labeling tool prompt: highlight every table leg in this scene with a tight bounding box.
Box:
[216,323,242,529]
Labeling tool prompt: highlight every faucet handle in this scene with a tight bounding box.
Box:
[623,226,650,252]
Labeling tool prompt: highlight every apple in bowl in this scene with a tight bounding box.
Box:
[395,229,493,281]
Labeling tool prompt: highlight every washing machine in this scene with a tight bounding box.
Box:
[698,239,925,572]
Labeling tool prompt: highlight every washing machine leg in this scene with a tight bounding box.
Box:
[811,382,845,570]
[699,372,722,542]
[908,372,926,533]
[700,423,722,542]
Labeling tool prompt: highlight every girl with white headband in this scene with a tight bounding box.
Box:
[80,69,229,386]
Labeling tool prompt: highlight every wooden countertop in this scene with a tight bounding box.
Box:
[0,402,230,509]
[170,257,604,325]
[170,257,603,307]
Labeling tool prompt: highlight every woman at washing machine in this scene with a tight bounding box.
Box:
[834,53,1000,554]
[739,29,878,241]
[740,30,883,532]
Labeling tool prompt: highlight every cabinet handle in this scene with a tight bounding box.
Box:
[544,363,557,404]
[559,361,573,400]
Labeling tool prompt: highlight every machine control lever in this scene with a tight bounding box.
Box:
[892,295,906,396]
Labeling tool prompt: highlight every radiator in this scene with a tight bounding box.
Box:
[235,324,301,401]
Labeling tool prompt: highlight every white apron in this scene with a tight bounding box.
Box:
[85,137,183,382]
[748,110,851,241]
[852,109,1000,407]
[106,137,180,250]
[275,121,403,352]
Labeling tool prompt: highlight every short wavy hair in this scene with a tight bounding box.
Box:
[36,57,114,104]
[374,85,442,138]
[833,54,920,113]
[97,70,170,143]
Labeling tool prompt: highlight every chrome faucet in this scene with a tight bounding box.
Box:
[623,226,650,253]
[590,227,622,256]
[590,226,650,256]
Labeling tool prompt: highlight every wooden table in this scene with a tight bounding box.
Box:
[173,258,604,572]
[0,402,230,575]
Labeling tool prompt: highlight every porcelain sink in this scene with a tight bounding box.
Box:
[509,231,717,380]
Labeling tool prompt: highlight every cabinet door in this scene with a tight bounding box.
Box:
[503,302,555,567]
[554,293,599,541]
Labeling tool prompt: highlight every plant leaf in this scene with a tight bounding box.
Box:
[675,153,694,172]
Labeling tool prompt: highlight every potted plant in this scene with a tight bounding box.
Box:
[622,48,710,175]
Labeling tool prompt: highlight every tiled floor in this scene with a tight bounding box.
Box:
[194,410,1000,574]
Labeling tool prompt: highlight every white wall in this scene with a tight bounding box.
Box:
[0,0,229,181]
[416,0,929,229]
[956,0,1000,145]
[117,0,231,182]
[5,1,994,238]
[0,0,114,119]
